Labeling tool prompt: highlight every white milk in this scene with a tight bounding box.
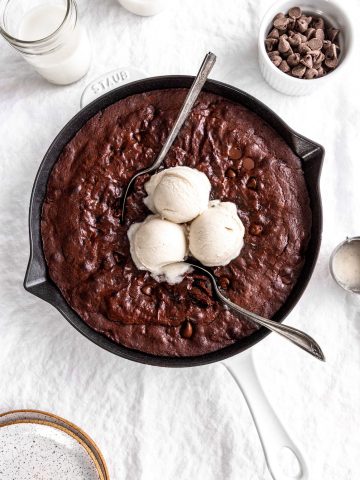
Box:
[19,4,91,85]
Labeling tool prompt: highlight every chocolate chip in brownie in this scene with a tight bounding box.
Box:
[180,320,194,339]
[228,146,242,160]
[226,168,237,178]
[242,157,255,171]
[141,285,152,296]
[247,177,258,190]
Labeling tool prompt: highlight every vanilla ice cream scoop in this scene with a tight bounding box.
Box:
[189,201,245,267]
[144,166,211,223]
[127,215,191,284]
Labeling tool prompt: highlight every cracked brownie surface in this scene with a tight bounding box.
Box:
[41,89,311,356]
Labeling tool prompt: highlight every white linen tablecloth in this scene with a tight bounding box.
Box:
[1,1,359,478]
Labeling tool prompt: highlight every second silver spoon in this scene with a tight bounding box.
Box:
[188,262,325,362]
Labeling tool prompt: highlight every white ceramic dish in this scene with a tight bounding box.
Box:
[119,0,168,16]
[258,0,354,95]
[0,410,109,480]
[0,420,104,480]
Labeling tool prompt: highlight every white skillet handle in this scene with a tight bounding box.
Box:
[222,352,309,480]
[79,67,147,108]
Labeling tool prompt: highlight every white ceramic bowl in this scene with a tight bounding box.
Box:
[119,0,168,16]
[258,0,354,95]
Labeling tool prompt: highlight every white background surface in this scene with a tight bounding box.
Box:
[1,1,360,479]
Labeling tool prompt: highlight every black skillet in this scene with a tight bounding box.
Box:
[24,75,323,368]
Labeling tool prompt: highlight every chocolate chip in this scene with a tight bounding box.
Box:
[274,17,288,31]
[269,54,282,67]
[322,40,332,51]
[298,43,311,55]
[134,132,141,142]
[226,168,237,178]
[288,33,302,47]
[304,68,318,79]
[250,224,263,236]
[279,60,290,73]
[268,50,280,59]
[287,53,300,67]
[296,18,308,33]
[273,12,286,20]
[310,49,321,58]
[317,66,325,77]
[315,29,325,41]
[312,17,324,30]
[180,320,193,339]
[282,46,293,58]
[288,7,301,19]
[219,277,230,289]
[278,36,290,53]
[307,37,323,50]
[327,28,340,43]
[242,157,255,170]
[301,54,313,69]
[141,285,152,296]
[287,18,296,30]
[325,56,338,69]
[265,38,278,52]
[247,177,257,190]
[327,43,338,59]
[228,146,242,160]
[268,28,280,39]
[292,65,306,78]
[313,52,325,68]
[305,28,316,40]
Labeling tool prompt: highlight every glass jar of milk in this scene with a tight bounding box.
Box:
[0,0,91,85]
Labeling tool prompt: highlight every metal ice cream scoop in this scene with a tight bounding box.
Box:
[120,51,216,224]
[330,236,360,294]
[188,262,325,362]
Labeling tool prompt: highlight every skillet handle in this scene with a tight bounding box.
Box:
[222,352,309,480]
[80,67,147,108]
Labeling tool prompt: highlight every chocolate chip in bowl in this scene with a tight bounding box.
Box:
[258,0,353,95]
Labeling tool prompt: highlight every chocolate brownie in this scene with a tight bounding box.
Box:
[41,89,311,356]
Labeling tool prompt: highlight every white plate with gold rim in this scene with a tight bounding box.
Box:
[0,420,105,480]
[0,410,109,479]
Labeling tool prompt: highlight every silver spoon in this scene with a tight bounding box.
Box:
[188,262,325,362]
[120,51,217,223]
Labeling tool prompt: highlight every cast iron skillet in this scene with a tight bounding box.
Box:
[24,76,324,368]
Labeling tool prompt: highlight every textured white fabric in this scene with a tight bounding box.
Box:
[1,1,360,479]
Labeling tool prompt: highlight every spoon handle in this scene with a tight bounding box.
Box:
[151,52,216,170]
[216,286,325,361]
